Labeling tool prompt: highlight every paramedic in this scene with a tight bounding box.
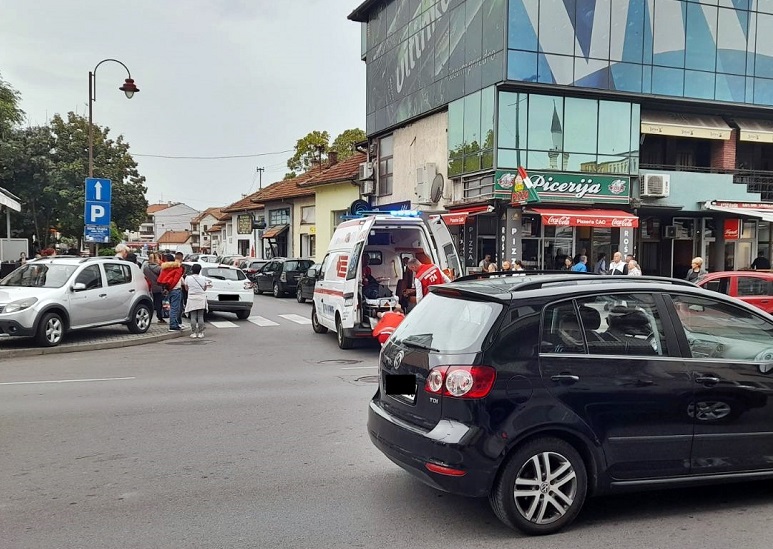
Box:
[407,258,450,303]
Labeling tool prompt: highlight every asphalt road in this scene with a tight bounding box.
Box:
[2,294,773,548]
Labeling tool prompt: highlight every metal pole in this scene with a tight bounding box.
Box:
[88,71,94,178]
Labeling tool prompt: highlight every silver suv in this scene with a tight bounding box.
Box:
[0,256,154,346]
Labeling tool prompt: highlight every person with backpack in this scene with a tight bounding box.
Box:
[158,253,186,331]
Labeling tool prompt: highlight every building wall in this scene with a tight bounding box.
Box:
[153,204,200,236]
[638,169,761,210]
[293,196,315,259]
[313,183,361,260]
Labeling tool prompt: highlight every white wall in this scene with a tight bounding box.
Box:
[153,204,200,235]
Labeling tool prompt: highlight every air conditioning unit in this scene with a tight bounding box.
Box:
[361,179,375,196]
[358,162,374,181]
[642,174,671,198]
[416,163,437,204]
[663,225,677,239]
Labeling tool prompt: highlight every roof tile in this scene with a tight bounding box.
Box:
[157,230,191,244]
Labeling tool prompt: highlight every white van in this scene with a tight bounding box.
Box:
[311,211,460,348]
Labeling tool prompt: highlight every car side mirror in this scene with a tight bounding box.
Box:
[307,268,317,278]
[72,282,86,292]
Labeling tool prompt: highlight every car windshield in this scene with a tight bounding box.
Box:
[202,267,245,281]
[391,293,502,353]
[1,263,78,288]
[285,260,314,271]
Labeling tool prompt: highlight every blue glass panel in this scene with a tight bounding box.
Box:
[497,149,520,169]
[717,8,748,75]
[756,14,773,78]
[575,0,611,60]
[716,73,746,102]
[642,64,653,93]
[652,0,686,68]
[498,92,527,150]
[746,76,755,103]
[527,95,565,151]
[508,0,539,52]
[540,54,574,85]
[618,0,645,63]
[754,78,773,106]
[574,59,611,90]
[507,50,539,82]
[611,62,643,92]
[684,70,716,100]
[642,0,654,65]
[652,66,685,96]
[746,12,757,76]
[539,0,575,55]
[685,3,717,72]
[719,0,749,11]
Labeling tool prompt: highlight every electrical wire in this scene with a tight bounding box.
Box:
[133,149,292,160]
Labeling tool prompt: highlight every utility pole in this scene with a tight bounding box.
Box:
[257,167,264,189]
[254,167,265,258]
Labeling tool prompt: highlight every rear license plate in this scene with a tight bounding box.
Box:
[384,374,416,403]
[218,294,239,301]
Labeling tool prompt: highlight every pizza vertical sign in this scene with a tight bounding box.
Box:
[494,168,541,206]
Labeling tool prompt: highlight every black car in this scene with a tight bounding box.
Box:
[369,272,773,535]
[243,260,269,292]
[254,258,315,298]
[296,263,321,303]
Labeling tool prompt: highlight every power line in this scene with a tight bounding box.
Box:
[133,149,292,160]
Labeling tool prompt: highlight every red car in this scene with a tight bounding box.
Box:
[697,271,773,314]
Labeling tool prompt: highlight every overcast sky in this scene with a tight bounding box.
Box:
[0,0,366,211]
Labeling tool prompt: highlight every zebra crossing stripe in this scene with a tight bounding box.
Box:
[248,316,279,327]
[208,320,239,328]
[279,314,312,325]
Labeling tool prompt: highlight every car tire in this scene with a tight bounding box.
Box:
[336,315,354,349]
[35,312,64,347]
[235,310,250,320]
[128,302,152,334]
[489,437,587,536]
[297,288,306,303]
[273,282,283,298]
[312,305,328,334]
[255,285,264,295]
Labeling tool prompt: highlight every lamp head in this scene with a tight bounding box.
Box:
[119,78,139,99]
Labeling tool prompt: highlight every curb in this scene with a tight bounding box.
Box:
[0,329,186,360]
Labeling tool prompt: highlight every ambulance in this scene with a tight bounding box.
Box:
[311,210,460,349]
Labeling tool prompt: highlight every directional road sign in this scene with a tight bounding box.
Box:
[84,177,112,228]
[85,178,112,202]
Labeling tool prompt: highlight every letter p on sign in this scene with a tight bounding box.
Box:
[90,205,105,222]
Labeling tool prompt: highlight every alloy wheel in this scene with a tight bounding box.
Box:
[513,451,578,525]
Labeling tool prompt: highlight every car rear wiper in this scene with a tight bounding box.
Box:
[402,339,439,352]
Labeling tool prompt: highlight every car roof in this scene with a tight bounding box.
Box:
[431,272,704,304]
[701,270,773,279]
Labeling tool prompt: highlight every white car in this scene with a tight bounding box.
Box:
[183,263,253,320]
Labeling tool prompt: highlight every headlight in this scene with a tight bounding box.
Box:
[3,297,39,313]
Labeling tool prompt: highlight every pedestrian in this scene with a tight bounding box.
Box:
[406,258,450,304]
[396,256,414,312]
[478,254,492,272]
[573,248,587,266]
[608,252,628,275]
[686,257,707,283]
[159,253,186,331]
[593,253,607,274]
[114,243,129,260]
[571,255,588,272]
[514,260,525,271]
[183,263,211,339]
[627,259,642,276]
[142,252,166,324]
[501,260,513,271]
[16,252,27,268]
[487,262,498,273]
[560,257,573,271]
[373,304,405,346]
[126,251,139,265]
[751,251,771,270]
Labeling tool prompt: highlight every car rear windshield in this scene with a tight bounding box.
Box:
[285,260,314,271]
[1,264,78,288]
[390,293,502,353]
[202,268,245,281]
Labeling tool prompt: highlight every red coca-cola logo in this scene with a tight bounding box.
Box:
[547,215,572,226]
[612,218,634,227]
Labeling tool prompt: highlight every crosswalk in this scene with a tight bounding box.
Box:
[197,313,312,330]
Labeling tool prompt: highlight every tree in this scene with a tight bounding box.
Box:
[0,72,25,137]
[330,128,366,161]
[286,130,330,175]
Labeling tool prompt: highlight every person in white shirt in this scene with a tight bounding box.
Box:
[607,252,628,275]
[183,263,211,338]
[627,259,642,276]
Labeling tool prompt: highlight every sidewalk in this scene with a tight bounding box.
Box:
[0,322,185,359]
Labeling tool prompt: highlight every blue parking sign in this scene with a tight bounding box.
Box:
[85,178,112,202]
[85,201,111,225]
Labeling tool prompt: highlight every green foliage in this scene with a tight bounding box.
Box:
[98,247,116,256]
[330,128,366,161]
[286,130,330,175]
[283,172,297,180]
[0,72,25,136]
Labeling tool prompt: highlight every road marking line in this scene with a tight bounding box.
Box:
[248,316,279,327]
[209,320,238,328]
[279,314,312,325]
[340,366,379,370]
[0,377,136,386]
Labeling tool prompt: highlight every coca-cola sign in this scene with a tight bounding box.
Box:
[540,210,639,228]
[546,215,572,226]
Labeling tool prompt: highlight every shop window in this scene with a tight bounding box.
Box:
[301,206,315,224]
[269,208,290,226]
[378,134,393,196]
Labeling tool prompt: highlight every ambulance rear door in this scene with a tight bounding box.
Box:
[426,215,462,279]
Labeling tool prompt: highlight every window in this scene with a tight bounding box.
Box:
[203,225,208,231]
[227,224,232,236]
[491,306,541,362]
[269,208,290,226]
[332,210,347,229]
[672,294,773,360]
[73,265,102,291]
[104,263,132,286]
[301,206,315,224]
[448,87,495,177]
[541,301,585,354]
[378,134,393,196]
[704,277,731,295]
[301,233,316,258]
[201,267,246,281]
[737,277,771,297]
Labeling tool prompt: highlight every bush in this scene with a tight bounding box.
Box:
[98,248,115,257]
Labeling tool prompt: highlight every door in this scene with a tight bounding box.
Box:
[427,215,462,278]
[68,265,108,327]
[102,262,137,322]
[735,275,773,314]
[314,252,337,325]
[539,293,694,480]
[257,261,278,292]
[668,293,773,474]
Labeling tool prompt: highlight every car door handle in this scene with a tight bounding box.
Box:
[551,374,580,383]
[694,375,720,384]
[99,293,107,298]
[129,289,136,293]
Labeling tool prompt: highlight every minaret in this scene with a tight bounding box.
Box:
[548,101,563,170]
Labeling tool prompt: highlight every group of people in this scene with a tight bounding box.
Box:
[560,251,642,276]
[478,254,525,273]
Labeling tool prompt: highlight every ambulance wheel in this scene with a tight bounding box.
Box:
[311,305,327,334]
[336,315,354,349]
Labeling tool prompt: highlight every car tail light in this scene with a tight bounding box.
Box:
[280,272,287,282]
[424,365,496,399]
[425,462,466,476]
[244,281,254,290]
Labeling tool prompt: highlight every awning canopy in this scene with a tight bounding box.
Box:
[641,111,731,140]
[261,224,289,239]
[440,205,494,226]
[703,202,773,223]
[528,208,639,228]
[735,118,773,144]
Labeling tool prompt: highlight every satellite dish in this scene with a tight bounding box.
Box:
[430,173,445,203]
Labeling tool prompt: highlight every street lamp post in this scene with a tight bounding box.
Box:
[88,58,139,178]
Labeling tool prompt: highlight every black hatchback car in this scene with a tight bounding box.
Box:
[369,272,773,535]
[253,258,314,298]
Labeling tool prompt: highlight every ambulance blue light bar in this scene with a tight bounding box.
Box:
[346,209,422,218]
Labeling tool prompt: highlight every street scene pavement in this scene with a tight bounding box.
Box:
[2,294,772,549]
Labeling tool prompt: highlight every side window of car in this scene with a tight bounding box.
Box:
[491,306,541,363]
[704,277,730,295]
[541,301,585,354]
[74,265,102,290]
[319,254,332,281]
[671,294,773,360]
[575,293,667,356]
[737,277,767,297]
[105,263,132,286]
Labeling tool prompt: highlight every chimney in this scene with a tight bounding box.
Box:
[310,158,321,170]
[328,151,338,166]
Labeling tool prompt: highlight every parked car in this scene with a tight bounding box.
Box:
[182,263,253,319]
[697,270,773,313]
[254,258,315,298]
[296,264,321,303]
[369,272,773,535]
[0,257,153,346]
[243,260,270,293]
[219,256,248,267]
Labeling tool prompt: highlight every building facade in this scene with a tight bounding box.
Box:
[350,0,773,276]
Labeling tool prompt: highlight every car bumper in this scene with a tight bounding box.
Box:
[367,399,495,498]
[207,300,253,312]
[0,319,35,337]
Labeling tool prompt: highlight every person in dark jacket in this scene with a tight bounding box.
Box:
[142,252,165,323]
